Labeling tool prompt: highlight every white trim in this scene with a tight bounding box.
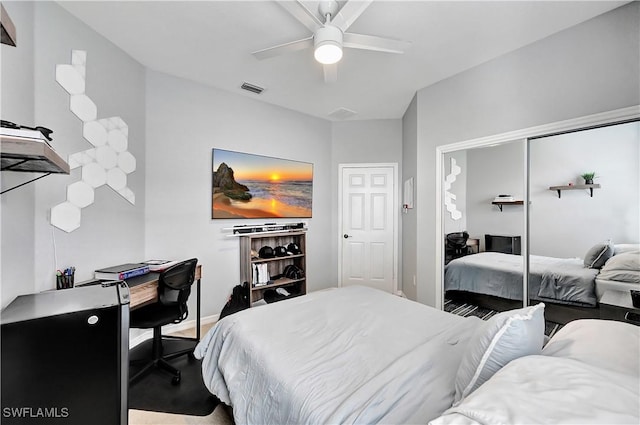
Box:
[337,163,399,294]
[129,313,219,348]
[435,105,640,311]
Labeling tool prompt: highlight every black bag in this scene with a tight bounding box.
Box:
[219,281,250,319]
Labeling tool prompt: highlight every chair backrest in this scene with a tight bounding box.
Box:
[158,258,198,322]
[446,231,469,250]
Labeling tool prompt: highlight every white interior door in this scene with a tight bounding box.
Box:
[339,164,397,293]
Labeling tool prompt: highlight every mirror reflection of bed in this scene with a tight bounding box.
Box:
[442,120,640,325]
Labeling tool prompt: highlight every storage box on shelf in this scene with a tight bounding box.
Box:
[239,230,307,305]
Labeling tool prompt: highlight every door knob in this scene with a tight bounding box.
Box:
[343,234,351,239]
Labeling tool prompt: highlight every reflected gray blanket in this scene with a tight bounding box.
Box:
[194,286,481,425]
[445,252,598,307]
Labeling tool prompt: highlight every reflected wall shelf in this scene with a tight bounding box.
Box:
[549,184,600,198]
[1,135,70,194]
[491,200,523,212]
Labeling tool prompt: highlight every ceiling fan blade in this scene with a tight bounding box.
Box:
[323,63,337,83]
[330,0,373,32]
[252,36,314,60]
[343,32,411,54]
[277,0,323,32]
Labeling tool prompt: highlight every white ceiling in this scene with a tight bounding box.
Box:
[58,1,627,122]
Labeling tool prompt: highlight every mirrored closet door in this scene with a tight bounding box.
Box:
[439,112,639,325]
[527,120,639,322]
[441,139,527,316]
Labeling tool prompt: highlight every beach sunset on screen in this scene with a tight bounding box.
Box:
[212,149,313,219]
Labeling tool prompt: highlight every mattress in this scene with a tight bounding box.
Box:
[595,277,640,299]
[194,285,482,425]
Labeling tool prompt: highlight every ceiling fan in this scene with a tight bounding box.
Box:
[252,0,411,82]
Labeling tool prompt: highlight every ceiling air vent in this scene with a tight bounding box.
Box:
[240,82,264,95]
[328,107,357,120]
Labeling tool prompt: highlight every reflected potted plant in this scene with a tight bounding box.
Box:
[581,172,597,185]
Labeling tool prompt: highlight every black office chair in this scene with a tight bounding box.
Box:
[129,258,198,385]
[445,231,470,264]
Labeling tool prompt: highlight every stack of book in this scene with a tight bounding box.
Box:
[141,259,181,272]
[94,263,149,280]
[493,194,515,202]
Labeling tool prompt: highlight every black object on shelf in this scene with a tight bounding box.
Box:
[485,234,522,255]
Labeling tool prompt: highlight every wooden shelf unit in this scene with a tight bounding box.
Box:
[491,200,523,212]
[549,184,600,198]
[239,230,307,305]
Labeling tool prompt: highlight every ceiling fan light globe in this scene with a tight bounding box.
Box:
[315,42,342,64]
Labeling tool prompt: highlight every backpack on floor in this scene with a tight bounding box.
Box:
[219,281,250,319]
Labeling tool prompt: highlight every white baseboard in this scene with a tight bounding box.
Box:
[129,313,220,348]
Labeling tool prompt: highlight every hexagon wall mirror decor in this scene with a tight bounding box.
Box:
[51,50,136,232]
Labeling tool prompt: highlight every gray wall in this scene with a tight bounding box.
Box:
[405,2,640,306]
[529,121,639,257]
[330,119,403,294]
[1,2,146,308]
[144,70,334,318]
[0,1,403,318]
[461,122,639,258]
[466,141,525,249]
[1,1,36,307]
[401,95,418,300]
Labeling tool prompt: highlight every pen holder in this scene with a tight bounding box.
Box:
[56,268,75,290]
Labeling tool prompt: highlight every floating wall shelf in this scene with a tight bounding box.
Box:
[1,134,70,195]
[549,184,600,198]
[491,200,524,212]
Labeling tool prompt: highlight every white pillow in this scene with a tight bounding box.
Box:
[542,319,640,377]
[614,244,640,255]
[453,303,545,404]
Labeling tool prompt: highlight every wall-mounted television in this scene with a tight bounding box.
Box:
[212,148,313,219]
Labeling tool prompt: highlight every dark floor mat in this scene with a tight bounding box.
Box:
[128,338,219,416]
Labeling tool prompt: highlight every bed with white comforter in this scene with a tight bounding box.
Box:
[431,319,640,425]
[194,285,482,424]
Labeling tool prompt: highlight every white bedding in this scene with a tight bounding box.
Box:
[194,285,482,425]
[431,319,640,425]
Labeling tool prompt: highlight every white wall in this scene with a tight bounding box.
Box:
[1,2,146,307]
[144,70,334,318]
[405,2,640,306]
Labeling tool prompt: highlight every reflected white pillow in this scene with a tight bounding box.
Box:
[453,303,545,404]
